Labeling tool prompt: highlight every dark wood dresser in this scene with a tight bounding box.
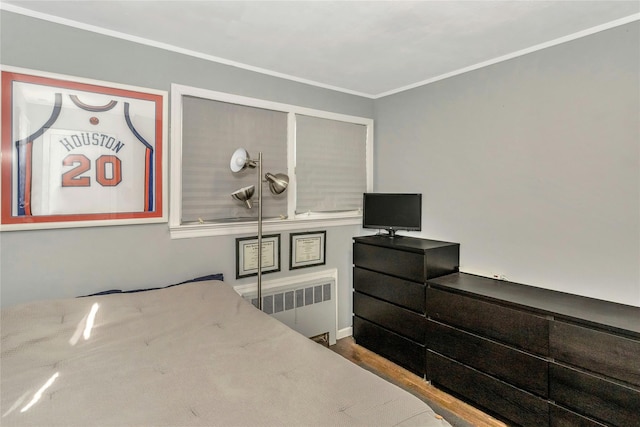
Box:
[352,234,640,426]
[352,235,460,376]
[427,273,640,427]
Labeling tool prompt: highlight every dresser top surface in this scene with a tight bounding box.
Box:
[353,235,459,253]
[429,273,640,336]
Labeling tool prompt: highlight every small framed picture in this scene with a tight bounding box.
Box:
[236,234,281,279]
[289,231,326,270]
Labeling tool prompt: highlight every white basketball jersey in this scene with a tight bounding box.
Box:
[12,81,156,216]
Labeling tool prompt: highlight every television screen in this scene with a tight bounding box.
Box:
[362,193,422,237]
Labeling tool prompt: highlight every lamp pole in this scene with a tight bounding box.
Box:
[257,152,263,310]
[230,148,287,312]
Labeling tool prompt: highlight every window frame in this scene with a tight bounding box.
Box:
[169,84,373,239]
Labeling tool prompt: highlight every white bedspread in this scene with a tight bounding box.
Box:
[1,280,450,426]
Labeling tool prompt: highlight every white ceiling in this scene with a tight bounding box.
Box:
[2,1,639,98]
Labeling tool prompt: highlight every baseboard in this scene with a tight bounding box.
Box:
[337,326,352,340]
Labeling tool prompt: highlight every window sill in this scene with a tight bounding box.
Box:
[169,214,361,239]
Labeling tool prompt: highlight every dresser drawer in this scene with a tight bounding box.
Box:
[354,292,426,344]
[353,267,425,314]
[427,351,549,427]
[426,287,549,355]
[550,321,640,387]
[354,243,425,281]
[353,316,425,376]
[549,404,607,427]
[427,320,548,397]
[550,363,640,426]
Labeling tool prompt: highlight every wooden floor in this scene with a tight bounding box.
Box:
[330,337,507,427]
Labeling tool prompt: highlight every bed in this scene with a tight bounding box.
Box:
[1,276,450,426]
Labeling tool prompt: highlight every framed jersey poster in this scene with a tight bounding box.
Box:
[1,67,167,230]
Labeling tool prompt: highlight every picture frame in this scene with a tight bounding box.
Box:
[289,230,326,270]
[236,234,281,279]
[1,66,167,230]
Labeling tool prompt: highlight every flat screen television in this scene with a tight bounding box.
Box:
[362,193,422,237]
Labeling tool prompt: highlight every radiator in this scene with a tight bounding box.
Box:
[236,276,337,345]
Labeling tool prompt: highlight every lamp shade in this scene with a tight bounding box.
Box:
[230,148,257,173]
[231,185,255,209]
[265,173,289,194]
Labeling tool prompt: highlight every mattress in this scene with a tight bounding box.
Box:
[1,279,450,426]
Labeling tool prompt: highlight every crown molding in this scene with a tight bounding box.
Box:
[374,13,640,98]
[2,4,637,100]
[0,3,375,98]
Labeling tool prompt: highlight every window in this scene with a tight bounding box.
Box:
[180,96,288,223]
[170,84,372,238]
[295,115,367,214]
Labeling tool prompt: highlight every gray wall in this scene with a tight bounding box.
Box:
[2,9,638,325]
[0,11,372,331]
[374,22,639,306]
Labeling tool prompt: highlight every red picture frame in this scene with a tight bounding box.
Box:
[1,67,167,230]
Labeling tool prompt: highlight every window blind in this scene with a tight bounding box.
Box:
[295,115,367,214]
[181,96,288,223]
